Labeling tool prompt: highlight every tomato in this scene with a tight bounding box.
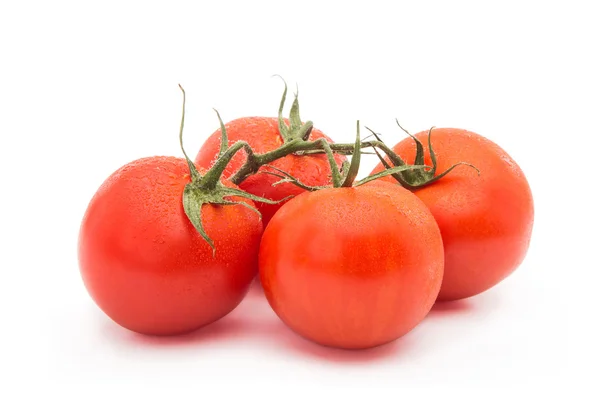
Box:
[371,128,534,301]
[259,181,444,349]
[78,156,263,335]
[195,117,345,225]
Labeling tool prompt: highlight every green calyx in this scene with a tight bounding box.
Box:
[275,76,314,142]
[182,179,283,254]
[177,85,286,253]
[370,121,480,189]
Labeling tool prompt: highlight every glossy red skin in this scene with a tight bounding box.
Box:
[195,117,346,225]
[259,181,444,349]
[371,128,534,301]
[78,156,263,335]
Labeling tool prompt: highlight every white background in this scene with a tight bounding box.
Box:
[1,0,597,397]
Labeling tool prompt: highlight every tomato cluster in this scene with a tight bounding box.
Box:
[78,84,534,349]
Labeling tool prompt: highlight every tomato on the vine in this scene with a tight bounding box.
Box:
[259,181,444,349]
[78,156,263,335]
[372,128,534,301]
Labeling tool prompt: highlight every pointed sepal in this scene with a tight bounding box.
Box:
[273,76,314,142]
[341,121,362,187]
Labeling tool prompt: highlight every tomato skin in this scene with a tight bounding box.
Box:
[195,117,345,225]
[259,181,444,349]
[371,128,534,301]
[78,156,262,335]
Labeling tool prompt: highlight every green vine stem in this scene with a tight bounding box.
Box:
[176,81,478,252]
[256,121,429,192]
[203,108,473,191]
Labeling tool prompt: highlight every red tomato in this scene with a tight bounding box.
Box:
[195,117,345,224]
[371,128,534,301]
[78,156,263,335]
[259,181,444,349]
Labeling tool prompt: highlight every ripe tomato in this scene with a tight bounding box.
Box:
[259,181,444,349]
[195,117,345,224]
[78,156,263,335]
[371,128,534,301]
